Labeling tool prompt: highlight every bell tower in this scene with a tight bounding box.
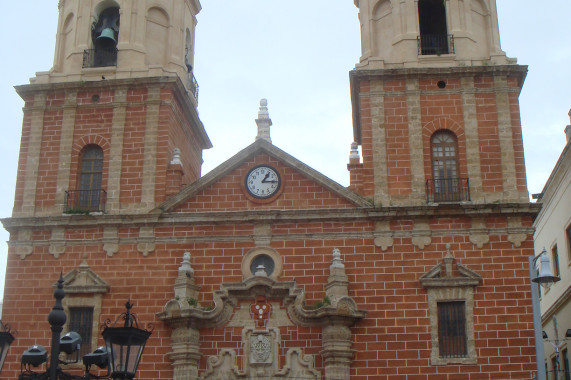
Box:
[349,0,529,206]
[13,0,211,218]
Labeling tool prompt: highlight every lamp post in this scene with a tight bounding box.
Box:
[0,320,15,373]
[530,248,561,380]
[15,275,152,380]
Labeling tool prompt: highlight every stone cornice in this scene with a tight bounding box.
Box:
[15,76,212,150]
[1,202,540,231]
[154,139,374,212]
[350,64,528,145]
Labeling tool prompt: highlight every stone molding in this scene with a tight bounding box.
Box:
[420,252,481,366]
[158,251,365,380]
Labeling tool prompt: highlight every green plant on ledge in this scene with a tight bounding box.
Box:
[186,297,213,311]
[306,296,331,310]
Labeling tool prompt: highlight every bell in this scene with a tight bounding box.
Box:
[96,28,116,43]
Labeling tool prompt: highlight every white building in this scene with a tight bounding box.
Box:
[534,110,571,380]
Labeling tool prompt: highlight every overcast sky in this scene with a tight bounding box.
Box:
[0,1,569,299]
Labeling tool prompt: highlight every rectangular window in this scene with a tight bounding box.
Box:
[552,244,560,277]
[68,307,94,358]
[437,301,467,358]
[563,348,571,380]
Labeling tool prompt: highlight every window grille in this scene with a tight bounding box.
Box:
[68,307,94,358]
[437,301,467,358]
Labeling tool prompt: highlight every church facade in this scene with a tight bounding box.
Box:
[1,0,541,379]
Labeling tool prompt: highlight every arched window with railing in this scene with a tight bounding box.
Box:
[427,130,469,202]
[65,145,106,213]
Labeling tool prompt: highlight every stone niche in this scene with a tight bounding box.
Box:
[157,250,366,380]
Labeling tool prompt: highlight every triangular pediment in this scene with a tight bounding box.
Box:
[60,261,110,294]
[420,254,481,288]
[154,139,373,213]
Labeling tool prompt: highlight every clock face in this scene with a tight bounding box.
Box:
[245,165,281,199]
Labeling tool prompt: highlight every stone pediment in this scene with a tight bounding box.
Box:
[60,260,110,294]
[420,253,481,288]
[154,139,373,213]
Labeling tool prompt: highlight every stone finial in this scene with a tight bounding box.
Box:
[174,252,199,303]
[178,252,194,277]
[349,142,360,163]
[330,248,345,270]
[255,264,268,277]
[170,148,182,166]
[255,98,272,143]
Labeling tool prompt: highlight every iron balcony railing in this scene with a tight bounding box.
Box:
[64,189,107,213]
[426,178,470,203]
[83,48,118,68]
[188,72,199,103]
[417,34,455,56]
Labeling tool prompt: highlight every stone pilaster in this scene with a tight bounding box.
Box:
[20,93,47,217]
[140,86,161,211]
[370,79,389,206]
[461,77,484,203]
[54,91,78,213]
[106,88,127,214]
[406,78,425,205]
[494,76,519,202]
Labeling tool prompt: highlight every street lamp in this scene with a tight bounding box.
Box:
[0,320,15,373]
[102,301,153,380]
[530,248,561,380]
[15,275,152,380]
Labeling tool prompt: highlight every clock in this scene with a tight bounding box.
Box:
[245,165,282,199]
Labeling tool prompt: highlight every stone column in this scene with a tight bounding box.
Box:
[169,323,202,380]
[322,325,353,380]
[322,249,355,380]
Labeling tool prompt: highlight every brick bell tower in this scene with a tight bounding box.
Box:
[349,0,529,207]
[12,0,211,218]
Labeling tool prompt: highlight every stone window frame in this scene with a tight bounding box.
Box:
[60,260,109,367]
[420,254,481,366]
[242,247,283,281]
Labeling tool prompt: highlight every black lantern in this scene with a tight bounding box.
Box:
[0,320,15,373]
[102,302,152,380]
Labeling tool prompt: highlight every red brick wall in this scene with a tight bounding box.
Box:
[13,97,37,212]
[384,80,412,196]
[177,154,356,212]
[354,80,375,197]
[475,76,503,193]
[1,217,536,380]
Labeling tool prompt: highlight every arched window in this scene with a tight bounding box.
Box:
[430,131,462,201]
[78,145,104,211]
[86,6,120,67]
[418,0,451,55]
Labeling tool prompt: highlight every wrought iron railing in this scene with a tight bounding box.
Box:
[83,48,118,68]
[426,178,470,203]
[188,72,199,102]
[417,34,455,56]
[64,189,107,213]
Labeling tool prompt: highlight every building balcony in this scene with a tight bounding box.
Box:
[426,178,470,203]
[188,72,199,103]
[417,34,455,56]
[64,189,107,213]
[82,48,118,68]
